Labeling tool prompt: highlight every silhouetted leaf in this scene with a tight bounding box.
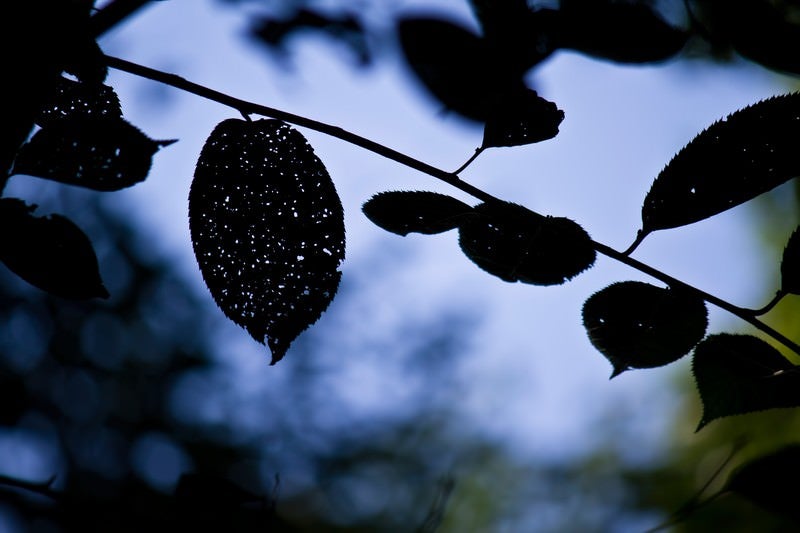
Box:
[362,191,473,236]
[0,198,108,299]
[482,87,564,148]
[558,1,689,63]
[725,444,800,521]
[189,118,345,364]
[458,201,595,285]
[582,281,708,377]
[398,16,496,122]
[11,117,175,191]
[781,226,800,295]
[636,93,800,244]
[699,0,800,76]
[35,76,123,127]
[692,334,800,430]
[468,0,557,73]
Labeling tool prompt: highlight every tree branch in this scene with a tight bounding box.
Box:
[103,54,800,357]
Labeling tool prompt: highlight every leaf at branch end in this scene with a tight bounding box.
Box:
[397,16,496,122]
[582,281,707,378]
[362,191,473,236]
[640,93,800,238]
[726,445,800,522]
[11,118,175,191]
[0,198,108,299]
[458,201,595,285]
[482,87,564,148]
[36,76,123,127]
[781,226,800,295]
[189,118,345,364]
[692,334,800,431]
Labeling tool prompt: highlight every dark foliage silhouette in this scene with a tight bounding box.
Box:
[3,0,800,530]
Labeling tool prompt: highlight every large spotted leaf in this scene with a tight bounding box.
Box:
[189,118,345,364]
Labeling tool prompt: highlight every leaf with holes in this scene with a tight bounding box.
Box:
[781,226,800,295]
[0,198,108,299]
[630,93,800,250]
[35,76,123,127]
[362,191,473,236]
[189,118,345,364]
[482,87,564,148]
[725,445,800,521]
[458,201,595,285]
[11,117,175,191]
[582,281,708,378]
[692,334,800,431]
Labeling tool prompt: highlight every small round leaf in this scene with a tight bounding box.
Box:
[458,201,595,285]
[582,281,708,377]
[362,191,473,236]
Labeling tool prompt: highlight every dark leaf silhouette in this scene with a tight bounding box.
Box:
[692,334,800,430]
[35,76,123,127]
[11,117,175,191]
[698,0,800,76]
[251,8,370,66]
[0,198,108,299]
[725,444,800,521]
[189,118,345,364]
[781,226,800,295]
[458,201,595,285]
[482,87,564,148]
[557,1,689,64]
[582,281,708,377]
[362,191,473,236]
[398,16,496,121]
[632,92,800,249]
[467,0,558,73]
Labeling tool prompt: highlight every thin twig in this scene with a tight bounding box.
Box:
[104,55,800,357]
[453,147,485,175]
[0,474,61,500]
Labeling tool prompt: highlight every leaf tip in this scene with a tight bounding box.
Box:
[609,365,628,379]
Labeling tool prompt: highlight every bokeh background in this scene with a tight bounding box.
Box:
[1,0,800,531]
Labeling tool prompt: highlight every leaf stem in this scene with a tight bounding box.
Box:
[104,55,800,357]
[453,147,484,175]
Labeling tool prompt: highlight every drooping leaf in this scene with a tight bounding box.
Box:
[558,1,689,63]
[35,76,123,127]
[458,201,595,285]
[189,118,345,364]
[482,87,564,148]
[11,117,176,191]
[397,16,496,121]
[781,226,800,295]
[362,191,473,236]
[582,281,708,377]
[725,444,800,522]
[692,334,800,430]
[636,93,800,244]
[0,198,108,299]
